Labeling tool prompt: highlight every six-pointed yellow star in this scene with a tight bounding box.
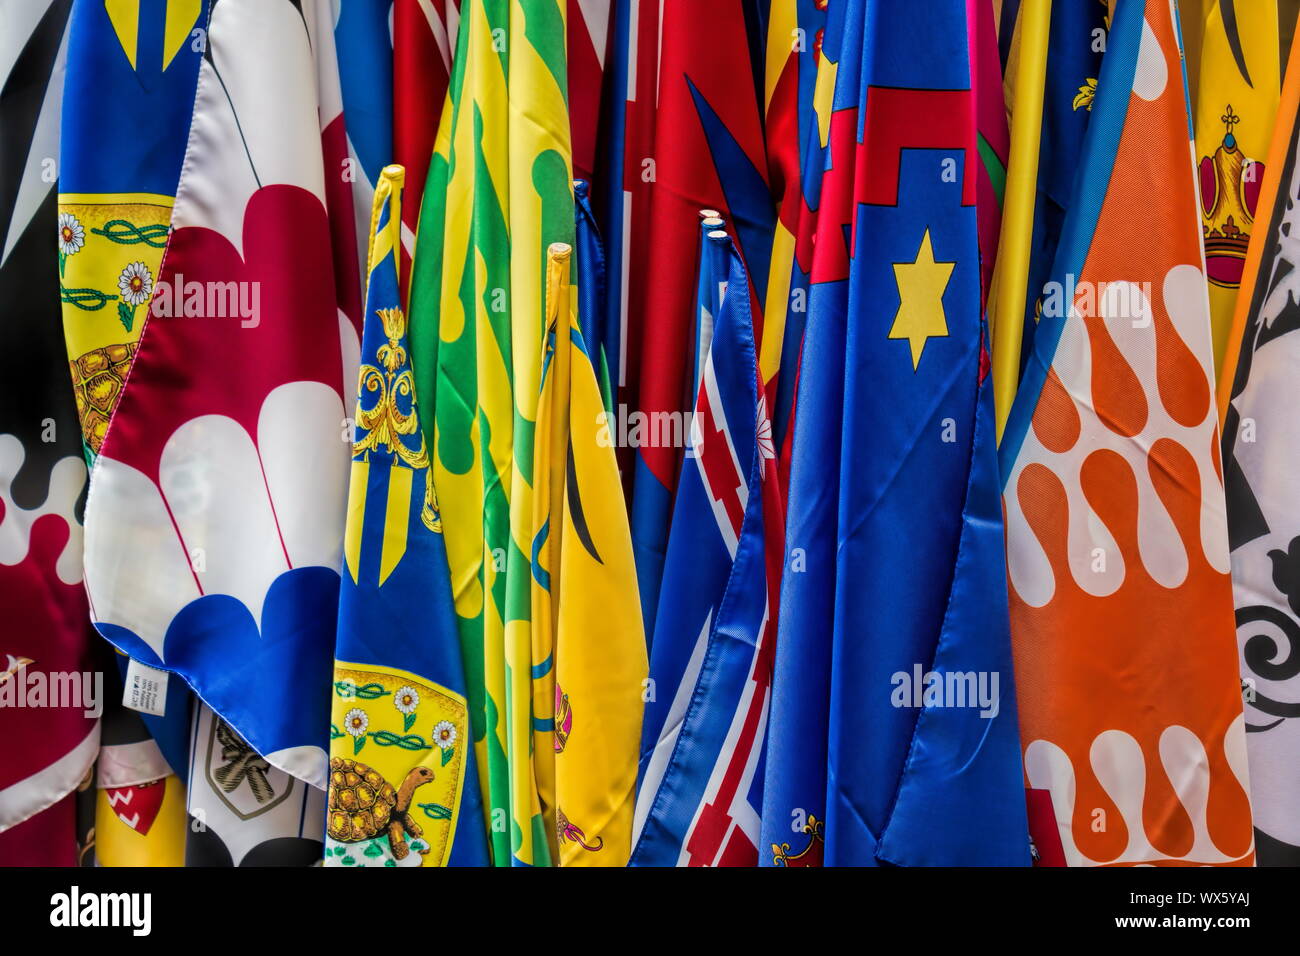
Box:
[889,227,954,369]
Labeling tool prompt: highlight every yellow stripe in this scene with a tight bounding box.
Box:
[764,0,799,110]
[162,0,203,71]
[344,461,368,584]
[379,467,413,585]
[760,222,795,385]
[991,0,1051,444]
[104,0,140,72]
[58,192,174,207]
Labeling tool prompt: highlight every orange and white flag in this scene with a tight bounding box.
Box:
[999,0,1253,866]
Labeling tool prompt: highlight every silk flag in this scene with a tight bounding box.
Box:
[409,0,577,867]
[573,179,612,413]
[567,0,608,184]
[531,243,646,866]
[58,0,207,464]
[770,1,838,483]
[1000,0,1254,866]
[1218,23,1300,866]
[392,0,459,303]
[970,0,1007,307]
[1194,1,1282,375]
[82,0,358,791]
[1015,0,1107,376]
[626,0,775,641]
[632,231,782,867]
[58,0,211,858]
[0,0,100,859]
[760,0,828,461]
[92,678,187,868]
[760,0,1029,867]
[328,166,489,868]
[333,0,395,307]
[184,703,326,866]
[599,0,659,426]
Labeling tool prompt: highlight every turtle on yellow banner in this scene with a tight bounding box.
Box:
[328,664,471,867]
[327,166,489,868]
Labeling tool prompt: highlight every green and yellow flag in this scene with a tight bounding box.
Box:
[408,0,577,867]
[531,244,646,866]
[1191,1,1284,374]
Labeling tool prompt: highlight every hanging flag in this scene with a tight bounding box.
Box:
[1193,1,1283,375]
[92,677,187,868]
[1000,0,1253,866]
[82,0,358,792]
[0,0,100,863]
[770,2,839,486]
[1013,0,1107,379]
[573,179,612,412]
[326,165,489,868]
[632,230,782,867]
[599,0,659,433]
[1218,17,1300,867]
[531,243,647,866]
[988,0,1049,437]
[568,0,609,184]
[58,0,208,464]
[56,0,211,862]
[393,0,459,304]
[333,0,395,312]
[970,0,1008,306]
[759,0,828,462]
[760,0,1030,867]
[627,0,775,642]
[184,704,326,866]
[408,0,577,867]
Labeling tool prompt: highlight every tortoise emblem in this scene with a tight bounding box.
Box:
[327,756,434,861]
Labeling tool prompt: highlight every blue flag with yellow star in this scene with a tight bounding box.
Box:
[327,165,489,868]
[758,0,1030,867]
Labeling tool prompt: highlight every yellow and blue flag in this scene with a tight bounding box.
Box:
[531,243,647,866]
[328,166,489,868]
[1001,0,1253,866]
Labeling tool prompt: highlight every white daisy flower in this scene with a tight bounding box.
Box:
[117,261,153,306]
[58,213,85,256]
[394,686,420,715]
[432,720,457,750]
[344,707,369,738]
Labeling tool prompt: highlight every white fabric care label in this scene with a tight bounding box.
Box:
[122,658,169,716]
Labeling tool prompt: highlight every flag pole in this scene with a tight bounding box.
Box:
[991,0,1051,445]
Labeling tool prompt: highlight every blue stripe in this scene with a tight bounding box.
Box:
[997,0,1145,481]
